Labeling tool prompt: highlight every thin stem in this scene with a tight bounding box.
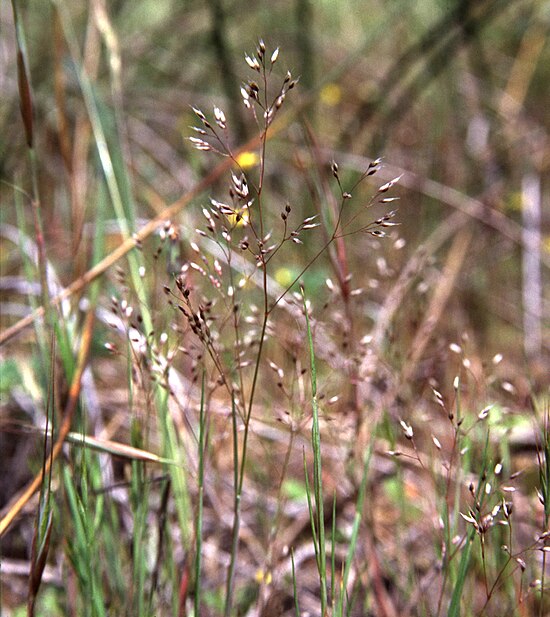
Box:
[223,396,240,617]
[224,67,271,612]
[11,0,52,328]
[269,237,333,312]
[194,373,206,617]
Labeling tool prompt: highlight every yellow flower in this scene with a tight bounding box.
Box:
[274,267,295,287]
[226,205,250,227]
[320,83,342,107]
[504,192,522,212]
[235,151,260,169]
[254,568,272,585]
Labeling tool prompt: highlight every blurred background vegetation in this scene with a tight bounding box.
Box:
[0,0,549,615]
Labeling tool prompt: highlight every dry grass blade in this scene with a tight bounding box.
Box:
[63,432,176,465]
[27,512,53,617]
[402,228,472,382]
[15,49,33,148]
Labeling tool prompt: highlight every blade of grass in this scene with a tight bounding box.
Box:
[131,459,149,617]
[62,457,107,617]
[331,491,337,608]
[157,384,191,546]
[340,442,374,613]
[291,548,301,617]
[63,432,177,465]
[447,529,475,617]
[301,285,328,615]
[13,191,49,375]
[224,394,240,617]
[303,449,320,571]
[28,337,56,617]
[448,429,492,617]
[11,0,50,319]
[194,372,207,617]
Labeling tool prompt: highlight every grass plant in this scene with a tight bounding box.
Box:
[1,4,549,617]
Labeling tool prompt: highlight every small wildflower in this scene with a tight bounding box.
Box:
[226,204,250,227]
[274,267,294,287]
[254,568,272,585]
[320,83,342,106]
[235,151,260,168]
